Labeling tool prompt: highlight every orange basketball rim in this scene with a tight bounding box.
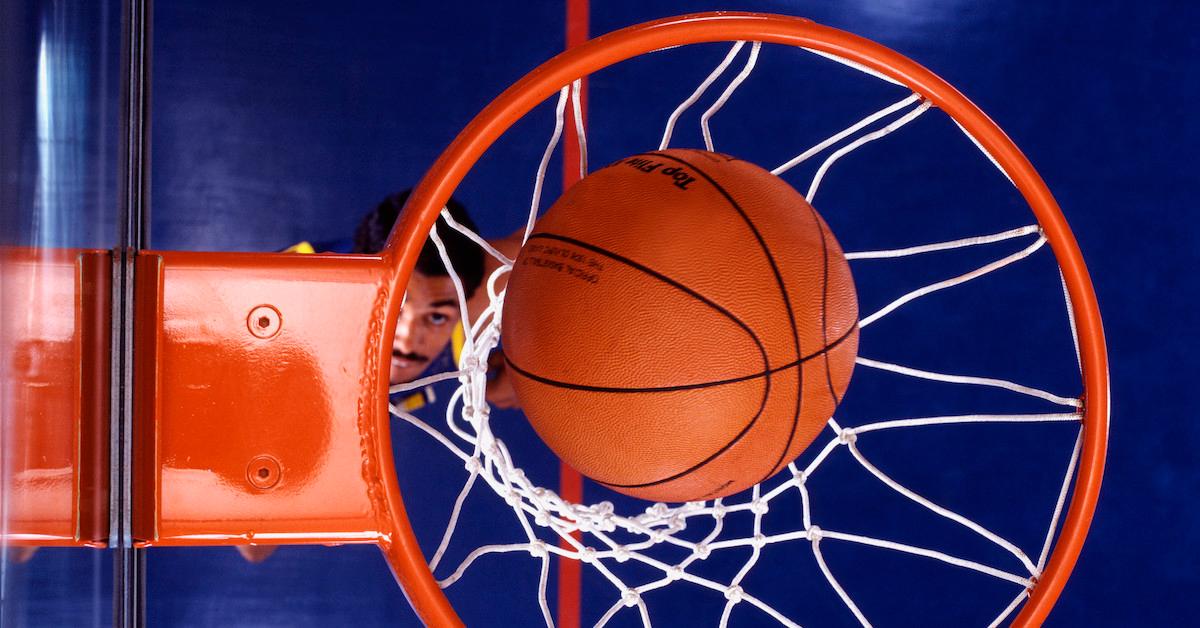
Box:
[395,12,1108,626]
[2,12,1106,628]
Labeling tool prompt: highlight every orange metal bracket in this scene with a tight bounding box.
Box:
[122,248,450,623]
[2,248,111,547]
[129,250,396,547]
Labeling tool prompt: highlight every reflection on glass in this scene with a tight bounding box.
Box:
[2,1,120,625]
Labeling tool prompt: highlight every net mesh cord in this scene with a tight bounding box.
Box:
[389,42,1085,627]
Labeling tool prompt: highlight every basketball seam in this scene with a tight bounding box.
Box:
[644,151,805,486]
[516,232,771,388]
[518,326,856,491]
[504,322,855,394]
[812,210,840,404]
[766,200,846,480]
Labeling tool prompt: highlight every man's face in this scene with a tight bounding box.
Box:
[391,271,462,386]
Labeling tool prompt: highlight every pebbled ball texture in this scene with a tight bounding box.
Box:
[501,149,858,502]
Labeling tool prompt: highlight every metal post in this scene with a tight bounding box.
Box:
[113,0,151,624]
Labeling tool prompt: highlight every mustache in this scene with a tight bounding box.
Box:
[392,349,429,364]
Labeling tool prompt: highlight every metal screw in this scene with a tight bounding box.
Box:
[247,305,281,339]
[247,455,282,490]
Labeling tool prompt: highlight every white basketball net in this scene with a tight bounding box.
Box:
[390,41,1085,627]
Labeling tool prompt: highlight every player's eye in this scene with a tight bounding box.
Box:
[427,311,450,326]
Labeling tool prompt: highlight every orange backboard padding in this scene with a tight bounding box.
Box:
[1,248,110,547]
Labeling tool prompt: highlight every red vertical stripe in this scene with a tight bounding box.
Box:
[559,3,588,628]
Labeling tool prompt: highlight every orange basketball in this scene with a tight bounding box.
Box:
[501,149,858,502]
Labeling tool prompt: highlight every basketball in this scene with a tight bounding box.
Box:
[501,149,859,502]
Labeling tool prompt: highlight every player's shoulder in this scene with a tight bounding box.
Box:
[279,238,355,254]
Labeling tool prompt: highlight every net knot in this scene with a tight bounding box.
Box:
[712,503,728,520]
[838,427,858,445]
[752,533,768,549]
[579,546,597,564]
[465,403,489,422]
[723,585,745,604]
[790,467,807,484]
[808,525,824,542]
[692,544,711,560]
[595,516,617,534]
[613,546,631,563]
[528,541,547,558]
[621,589,641,608]
[750,500,769,515]
[667,565,685,581]
[463,457,481,473]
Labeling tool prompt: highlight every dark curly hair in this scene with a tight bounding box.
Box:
[353,190,485,298]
